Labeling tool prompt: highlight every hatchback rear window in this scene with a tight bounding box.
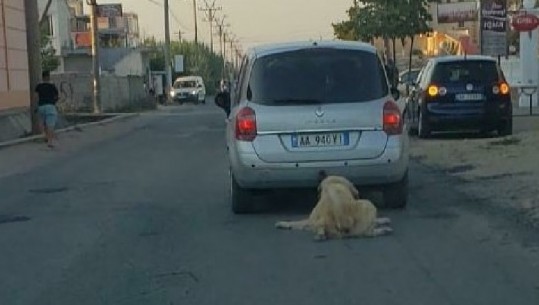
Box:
[247,48,388,105]
[431,61,500,84]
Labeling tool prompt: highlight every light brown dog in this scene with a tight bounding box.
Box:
[275,175,392,240]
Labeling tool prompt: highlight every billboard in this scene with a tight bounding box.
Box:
[97,4,122,18]
[480,0,507,56]
[174,55,184,73]
[437,2,478,23]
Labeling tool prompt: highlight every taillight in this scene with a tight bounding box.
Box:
[383,101,403,135]
[427,84,446,97]
[493,82,510,95]
[427,85,438,97]
[235,107,257,141]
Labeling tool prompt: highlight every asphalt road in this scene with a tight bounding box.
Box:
[1,103,538,305]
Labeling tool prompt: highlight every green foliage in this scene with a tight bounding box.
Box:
[143,38,225,94]
[333,0,434,43]
[40,26,60,72]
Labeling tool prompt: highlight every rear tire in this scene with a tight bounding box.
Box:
[231,174,255,214]
[497,118,513,137]
[383,172,408,209]
[418,109,431,139]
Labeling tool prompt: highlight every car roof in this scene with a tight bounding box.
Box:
[399,68,421,76]
[247,40,378,58]
[431,55,498,63]
[175,76,202,81]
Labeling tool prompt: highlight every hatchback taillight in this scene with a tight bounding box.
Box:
[235,107,257,141]
[493,82,510,95]
[383,101,403,135]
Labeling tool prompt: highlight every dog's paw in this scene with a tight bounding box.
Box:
[376,217,392,225]
[275,221,291,230]
[381,227,393,235]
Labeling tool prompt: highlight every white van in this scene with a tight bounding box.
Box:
[170,76,206,104]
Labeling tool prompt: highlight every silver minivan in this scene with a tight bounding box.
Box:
[221,40,409,213]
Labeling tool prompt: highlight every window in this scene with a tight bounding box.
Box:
[431,61,500,83]
[43,15,54,36]
[234,56,249,105]
[247,48,388,105]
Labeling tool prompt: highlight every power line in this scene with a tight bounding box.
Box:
[144,0,192,34]
[199,0,221,53]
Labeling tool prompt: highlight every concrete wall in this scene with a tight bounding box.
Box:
[114,51,147,76]
[0,0,30,112]
[51,73,153,112]
[63,48,149,76]
[63,53,91,73]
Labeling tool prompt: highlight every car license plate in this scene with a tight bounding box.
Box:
[291,132,350,148]
[455,93,483,101]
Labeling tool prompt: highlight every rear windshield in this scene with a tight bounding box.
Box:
[431,61,500,83]
[400,70,420,83]
[174,81,197,88]
[248,48,388,105]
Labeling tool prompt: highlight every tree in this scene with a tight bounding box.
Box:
[40,25,59,72]
[333,0,434,85]
[143,37,226,94]
[398,0,432,81]
[332,4,361,41]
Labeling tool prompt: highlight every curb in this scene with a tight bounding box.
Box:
[0,113,139,149]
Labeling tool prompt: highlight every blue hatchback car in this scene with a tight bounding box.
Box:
[407,55,513,138]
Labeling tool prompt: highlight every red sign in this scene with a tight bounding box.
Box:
[511,14,539,32]
[72,32,91,48]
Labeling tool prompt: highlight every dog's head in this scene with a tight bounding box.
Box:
[317,173,360,199]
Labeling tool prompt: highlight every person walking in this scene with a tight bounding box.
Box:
[35,71,59,148]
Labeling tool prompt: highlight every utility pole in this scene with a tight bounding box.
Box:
[214,15,226,59]
[200,0,221,53]
[177,29,183,42]
[25,0,42,134]
[87,0,101,113]
[164,0,172,104]
[192,0,198,44]
[222,32,227,78]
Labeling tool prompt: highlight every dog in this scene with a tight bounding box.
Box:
[275,172,392,241]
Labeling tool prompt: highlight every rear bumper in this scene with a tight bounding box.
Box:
[173,92,203,102]
[425,101,512,131]
[229,136,409,189]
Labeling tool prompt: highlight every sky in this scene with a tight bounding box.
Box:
[90,0,353,50]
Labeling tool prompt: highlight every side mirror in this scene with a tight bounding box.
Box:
[391,87,400,100]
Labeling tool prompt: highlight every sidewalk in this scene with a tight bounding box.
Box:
[410,115,539,228]
[0,113,138,150]
[0,113,145,180]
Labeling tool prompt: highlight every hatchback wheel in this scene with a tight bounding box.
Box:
[231,174,255,214]
[418,110,431,138]
[382,172,408,209]
[497,118,513,137]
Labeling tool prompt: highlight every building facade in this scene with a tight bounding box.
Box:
[0,0,30,112]
[38,0,73,60]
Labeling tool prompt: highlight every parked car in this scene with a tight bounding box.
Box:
[397,68,421,96]
[170,76,206,104]
[407,55,512,138]
[217,40,409,213]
